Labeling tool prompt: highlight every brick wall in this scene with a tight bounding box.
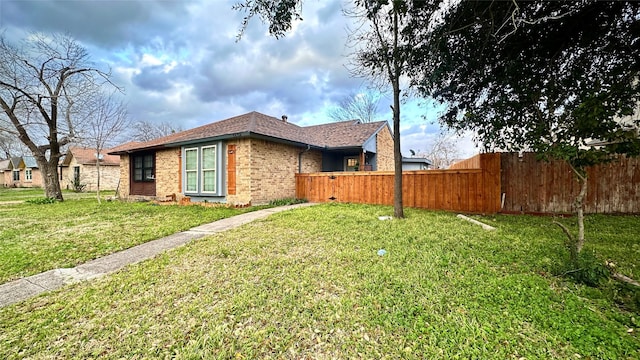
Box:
[226,139,322,205]
[118,155,130,198]
[60,158,120,191]
[30,168,43,188]
[60,163,72,189]
[116,140,323,204]
[155,148,181,199]
[376,125,395,171]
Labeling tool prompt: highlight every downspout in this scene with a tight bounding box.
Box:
[298,145,311,173]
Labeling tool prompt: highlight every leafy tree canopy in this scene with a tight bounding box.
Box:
[413,0,640,168]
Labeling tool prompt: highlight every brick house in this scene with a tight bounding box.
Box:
[59,147,121,191]
[2,156,43,188]
[109,111,394,205]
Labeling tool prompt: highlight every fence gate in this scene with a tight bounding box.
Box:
[328,175,337,201]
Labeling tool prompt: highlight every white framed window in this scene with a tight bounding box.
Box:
[25,168,32,181]
[185,147,198,193]
[12,170,20,181]
[201,145,216,193]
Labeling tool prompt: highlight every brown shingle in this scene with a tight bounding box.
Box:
[304,120,388,148]
[110,111,389,153]
[65,147,120,166]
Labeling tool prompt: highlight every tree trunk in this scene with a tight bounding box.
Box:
[575,172,587,253]
[391,6,404,219]
[96,159,101,204]
[37,157,64,200]
[392,100,403,219]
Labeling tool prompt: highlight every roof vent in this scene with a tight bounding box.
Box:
[281,115,288,122]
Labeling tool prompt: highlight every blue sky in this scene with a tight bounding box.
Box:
[0,0,477,158]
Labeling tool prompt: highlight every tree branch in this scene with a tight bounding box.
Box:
[612,273,640,288]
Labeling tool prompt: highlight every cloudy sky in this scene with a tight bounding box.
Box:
[0,0,477,158]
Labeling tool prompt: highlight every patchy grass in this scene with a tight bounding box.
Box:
[471,213,640,281]
[0,187,115,202]
[0,204,637,359]
[0,199,263,283]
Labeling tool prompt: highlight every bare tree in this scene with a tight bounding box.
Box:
[0,32,118,200]
[77,92,130,203]
[328,91,381,123]
[130,120,183,142]
[422,131,461,169]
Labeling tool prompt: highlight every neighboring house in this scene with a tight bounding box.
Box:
[59,147,121,191]
[402,157,432,171]
[0,159,9,187]
[2,156,43,187]
[109,111,394,205]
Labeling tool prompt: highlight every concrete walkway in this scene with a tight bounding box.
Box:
[0,203,316,308]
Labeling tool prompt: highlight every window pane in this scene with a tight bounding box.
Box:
[185,149,197,170]
[186,172,197,192]
[134,169,143,181]
[202,146,216,169]
[134,157,142,168]
[144,155,153,168]
[202,170,216,192]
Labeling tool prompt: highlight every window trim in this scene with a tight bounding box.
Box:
[12,169,20,181]
[182,142,223,197]
[185,147,199,193]
[25,168,32,182]
[201,145,217,194]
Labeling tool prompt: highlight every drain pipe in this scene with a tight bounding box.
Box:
[298,145,311,173]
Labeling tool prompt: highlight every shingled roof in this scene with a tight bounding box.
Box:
[3,156,38,169]
[110,111,390,154]
[62,147,120,166]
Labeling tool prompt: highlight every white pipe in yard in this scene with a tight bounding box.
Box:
[456,214,496,231]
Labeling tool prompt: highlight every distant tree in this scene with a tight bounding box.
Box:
[0,131,28,158]
[328,92,381,123]
[130,120,183,142]
[78,92,130,203]
[0,32,118,200]
[422,131,461,169]
[414,1,640,262]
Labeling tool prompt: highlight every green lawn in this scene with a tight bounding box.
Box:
[0,198,262,283]
[0,187,115,202]
[0,203,637,359]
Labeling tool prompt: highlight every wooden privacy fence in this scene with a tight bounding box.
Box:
[501,152,640,214]
[295,152,640,214]
[295,153,501,213]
